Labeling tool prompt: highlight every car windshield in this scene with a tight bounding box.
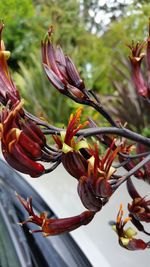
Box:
[0,204,22,267]
[0,159,92,267]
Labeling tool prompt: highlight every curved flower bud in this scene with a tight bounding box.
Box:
[78,175,102,212]
[0,101,46,177]
[61,151,88,179]
[16,193,95,236]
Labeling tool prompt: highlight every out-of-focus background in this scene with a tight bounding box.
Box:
[2,0,150,132]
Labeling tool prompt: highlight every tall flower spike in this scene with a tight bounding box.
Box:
[113,204,150,250]
[17,194,95,236]
[146,18,150,93]
[129,41,148,97]
[147,18,150,72]
[41,26,86,100]
[0,23,20,106]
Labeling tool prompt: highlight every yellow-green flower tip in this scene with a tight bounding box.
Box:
[120,237,130,246]
[125,227,137,238]
[75,140,89,151]
[112,225,117,232]
[60,131,66,142]
[62,143,73,153]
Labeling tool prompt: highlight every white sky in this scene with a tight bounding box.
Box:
[88,0,134,34]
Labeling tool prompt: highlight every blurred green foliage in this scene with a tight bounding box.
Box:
[0,0,35,66]
[1,0,150,128]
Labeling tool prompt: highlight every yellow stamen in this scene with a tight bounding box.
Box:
[124,216,132,224]
[62,143,73,153]
[117,203,123,224]
[69,113,74,124]
[68,107,83,126]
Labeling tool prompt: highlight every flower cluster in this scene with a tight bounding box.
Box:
[41,26,86,100]
[0,101,45,177]
[113,204,150,250]
[128,19,150,99]
[0,20,149,251]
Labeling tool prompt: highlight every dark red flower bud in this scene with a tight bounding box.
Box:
[2,142,45,178]
[17,194,95,236]
[0,102,46,177]
[61,151,88,179]
[120,238,149,251]
[65,56,85,90]
[95,177,112,198]
[78,176,102,212]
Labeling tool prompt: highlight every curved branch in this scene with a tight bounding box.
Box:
[77,127,150,147]
[65,91,118,127]
[113,154,150,188]
[119,151,150,159]
[42,126,150,147]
